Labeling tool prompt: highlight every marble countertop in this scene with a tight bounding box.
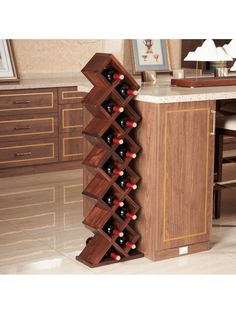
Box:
[1,72,236,104]
[135,82,236,104]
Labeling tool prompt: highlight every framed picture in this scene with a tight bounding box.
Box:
[0,39,19,83]
[131,39,171,74]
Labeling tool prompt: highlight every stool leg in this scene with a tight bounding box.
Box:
[214,132,223,219]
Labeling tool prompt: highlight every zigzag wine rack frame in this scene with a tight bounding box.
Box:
[76,53,144,267]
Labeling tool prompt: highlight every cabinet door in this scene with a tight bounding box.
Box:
[59,134,83,161]
[59,103,83,133]
[157,101,215,251]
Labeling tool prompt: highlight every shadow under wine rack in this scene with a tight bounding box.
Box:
[76,53,144,267]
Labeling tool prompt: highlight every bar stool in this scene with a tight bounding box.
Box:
[214,113,236,218]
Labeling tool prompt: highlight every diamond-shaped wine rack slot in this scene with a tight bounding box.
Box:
[76,53,143,268]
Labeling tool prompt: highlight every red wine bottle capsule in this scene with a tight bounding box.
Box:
[103,163,124,177]
[116,236,136,249]
[126,120,137,128]
[116,83,139,98]
[126,182,137,190]
[113,229,124,237]
[102,68,124,83]
[126,212,137,220]
[116,144,136,159]
[104,222,124,237]
[103,192,124,207]
[126,151,136,159]
[110,252,121,261]
[116,207,137,220]
[116,114,137,129]
[113,169,124,176]
[103,131,123,146]
[113,105,124,113]
[113,199,124,207]
[102,100,124,114]
[112,137,124,145]
[126,241,136,249]
[116,176,137,190]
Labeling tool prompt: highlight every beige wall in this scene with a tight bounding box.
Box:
[12,39,182,76]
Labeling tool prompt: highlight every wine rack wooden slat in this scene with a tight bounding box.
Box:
[76,53,144,267]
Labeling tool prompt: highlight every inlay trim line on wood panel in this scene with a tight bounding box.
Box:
[62,136,83,157]
[163,108,210,242]
[62,108,83,129]
[61,91,85,100]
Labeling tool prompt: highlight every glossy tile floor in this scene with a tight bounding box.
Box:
[0,166,236,274]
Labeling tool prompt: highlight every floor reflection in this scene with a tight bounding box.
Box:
[0,169,92,274]
[0,166,236,274]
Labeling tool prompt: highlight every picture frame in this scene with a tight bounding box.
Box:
[0,39,19,83]
[131,39,171,74]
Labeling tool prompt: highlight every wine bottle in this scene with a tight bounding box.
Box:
[104,248,121,261]
[102,68,124,83]
[103,191,124,207]
[102,100,124,115]
[103,131,123,146]
[103,162,124,177]
[116,207,137,220]
[116,114,137,129]
[103,221,124,237]
[116,236,136,249]
[116,144,136,159]
[116,176,137,190]
[116,83,138,98]
[85,237,93,245]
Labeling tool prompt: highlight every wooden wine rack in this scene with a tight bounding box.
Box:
[76,53,144,267]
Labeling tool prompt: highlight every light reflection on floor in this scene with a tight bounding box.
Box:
[0,167,235,274]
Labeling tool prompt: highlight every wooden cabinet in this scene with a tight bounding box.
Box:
[58,88,85,162]
[134,100,216,260]
[0,86,85,177]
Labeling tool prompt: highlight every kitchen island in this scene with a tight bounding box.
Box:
[83,78,236,261]
[133,82,236,261]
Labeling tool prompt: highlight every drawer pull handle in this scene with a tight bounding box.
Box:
[13,100,31,105]
[14,125,31,130]
[15,152,32,157]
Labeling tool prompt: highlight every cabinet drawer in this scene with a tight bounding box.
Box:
[0,139,58,168]
[59,103,83,133]
[0,114,57,141]
[59,134,83,161]
[0,89,57,115]
[58,87,86,105]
